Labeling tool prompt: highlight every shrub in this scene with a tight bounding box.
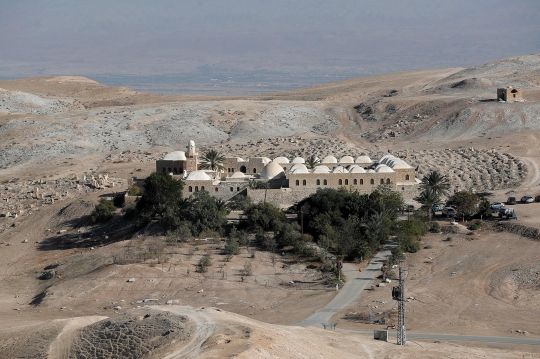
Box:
[197,255,211,273]
[468,219,482,231]
[91,199,116,223]
[444,236,453,242]
[429,221,441,233]
[224,237,240,255]
[127,186,140,196]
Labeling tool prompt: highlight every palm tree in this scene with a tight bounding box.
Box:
[200,149,225,178]
[305,155,320,169]
[415,188,440,220]
[419,170,450,199]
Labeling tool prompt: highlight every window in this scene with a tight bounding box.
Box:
[168,168,172,173]
[201,186,205,191]
[303,179,306,186]
[380,179,384,185]
[370,179,374,185]
[230,187,234,192]
[323,179,328,185]
[195,186,199,192]
[386,178,391,184]
[316,179,321,185]
[188,186,193,192]
[215,187,218,192]
[253,168,257,173]
[162,168,166,173]
[338,179,343,185]
[360,179,364,185]
[237,186,240,192]
[296,180,300,186]
[345,179,349,185]
[354,179,357,185]
[240,166,246,173]
[405,174,410,181]
[174,168,177,174]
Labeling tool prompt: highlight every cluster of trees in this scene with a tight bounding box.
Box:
[415,170,491,222]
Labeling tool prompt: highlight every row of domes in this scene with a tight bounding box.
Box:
[272,155,372,165]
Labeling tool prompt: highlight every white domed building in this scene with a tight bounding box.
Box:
[155,140,418,206]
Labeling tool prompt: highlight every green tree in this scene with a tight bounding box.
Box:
[447,190,480,222]
[305,155,320,169]
[477,198,492,219]
[91,199,116,223]
[137,172,184,219]
[415,188,440,220]
[200,149,225,172]
[420,170,451,199]
[179,191,228,235]
[244,202,287,232]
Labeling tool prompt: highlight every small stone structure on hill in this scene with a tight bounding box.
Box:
[497,87,523,102]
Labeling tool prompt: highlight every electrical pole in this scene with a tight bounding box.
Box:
[392,261,406,345]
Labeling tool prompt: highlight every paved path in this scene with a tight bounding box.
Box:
[296,244,394,328]
[339,329,540,346]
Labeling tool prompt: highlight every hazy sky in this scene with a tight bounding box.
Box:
[1,1,539,84]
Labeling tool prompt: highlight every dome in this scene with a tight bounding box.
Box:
[291,168,310,174]
[260,162,285,180]
[189,140,195,146]
[322,155,338,164]
[291,157,305,164]
[229,172,245,179]
[332,166,348,173]
[235,157,245,162]
[162,151,186,161]
[392,162,413,169]
[379,155,396,165]
[261,157,272,165]
[185,170,212,181]
[355,155,372,164]
[312,165,331,173]
[350,166,366,173]
[375,164,395,173]
[273,156,290,164]
[339,156,354,164]
[367,169,376,173]
[289,163,308,172]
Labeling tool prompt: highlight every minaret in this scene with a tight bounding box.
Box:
[187,140,196,158]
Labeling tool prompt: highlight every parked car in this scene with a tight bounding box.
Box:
[521,195,534,203]
[535,195,540,202]
[507,196,517,205]
[442,207,456,217]
[490,202,505,210]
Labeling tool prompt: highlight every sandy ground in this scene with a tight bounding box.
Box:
[0,53,540,357]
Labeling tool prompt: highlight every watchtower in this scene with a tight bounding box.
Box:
[185,140,198,172]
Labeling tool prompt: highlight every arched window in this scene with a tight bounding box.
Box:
[360,179,364,185]
[168,167,172,173]
[240,166,246,173]
[174,168,178,174]
[188,186,193,192]
[316,179,321,185]
[230,187,234,192]
[253,168,257,173]
[354,179,357,185]
[162,168,166,173]
[380,179,384,185]
[338,179,343,185]
[323,179,328,185]
[215,187,218,192]
[237,186,240,191]
[296,180,300,186]
[195,186,199,192]
[303,179,306,186]
[370,179,374,185]
[386,178,391,184]
[345,179,349,185]
[405,174,410,181]
[201,186,205,191]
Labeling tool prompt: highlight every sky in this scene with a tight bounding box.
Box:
[1,0,539,93]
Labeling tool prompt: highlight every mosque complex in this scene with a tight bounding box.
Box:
[155,140,420,207]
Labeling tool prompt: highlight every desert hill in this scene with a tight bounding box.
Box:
[1,54,540,358]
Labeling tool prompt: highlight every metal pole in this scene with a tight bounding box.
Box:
[397,262,406,345]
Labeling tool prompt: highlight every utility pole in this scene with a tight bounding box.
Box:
[392,261,406,345]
